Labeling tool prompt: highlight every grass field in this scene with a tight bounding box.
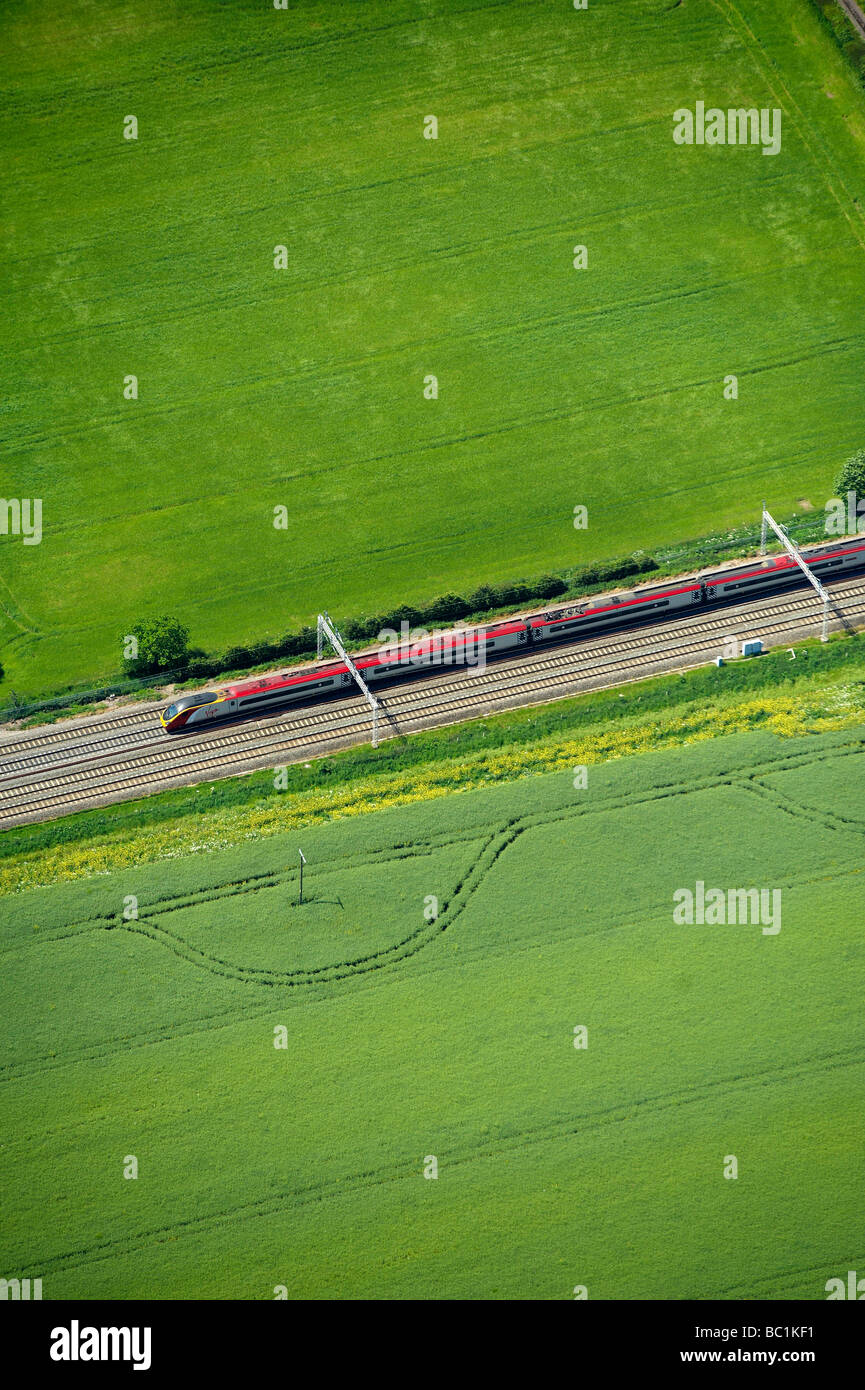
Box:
[1,726,863,1299]
[3,0,865,699]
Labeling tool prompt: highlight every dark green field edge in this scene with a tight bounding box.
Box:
[3,737,862,1088]
[7,1046,863,1292]
[808,0,865,87]
[3,630,865,861]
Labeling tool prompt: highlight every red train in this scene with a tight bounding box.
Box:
[160,535,865,732]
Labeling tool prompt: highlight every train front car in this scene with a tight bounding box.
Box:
[160,692,223,732]
[160,665,353,732]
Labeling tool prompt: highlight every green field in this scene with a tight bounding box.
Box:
[3,0,865,699]
[1,726,863,1299]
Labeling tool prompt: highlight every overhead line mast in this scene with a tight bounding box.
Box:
[760,501,830,642]
[317,611,380,746]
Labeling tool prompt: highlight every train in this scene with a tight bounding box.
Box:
[159,534,865,732]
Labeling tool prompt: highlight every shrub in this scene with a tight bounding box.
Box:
[223,646,253,670]
[488,582,531,608]
[835,448,865,500]
[532,574,567,600]
[377,604,425,631]
[424,592,472,623]
[123,615,190,675]
[465,585,498,612]
[340,616,378,642]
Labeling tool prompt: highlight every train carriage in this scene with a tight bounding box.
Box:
[702,536,865,602]
[527,576,701,644]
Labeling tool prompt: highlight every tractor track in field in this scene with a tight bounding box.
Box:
[1,572,864,827]
[5,740,863,1089]
[11,1043,864,1283]
[5,851,863,1087]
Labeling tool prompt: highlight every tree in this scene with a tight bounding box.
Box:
[534,574,567,600]
[835,448,865,500]
[124,615,190,675]
[425,592,471,623]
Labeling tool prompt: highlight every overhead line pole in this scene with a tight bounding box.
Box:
[317,611,380,746]
[761,504,830,643]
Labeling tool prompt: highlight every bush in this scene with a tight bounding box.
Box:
[223,646,253,671]
[465,584,498,612]
[835,449,865,500]
[340,616,378,643]
[247,641,279,666]
[123,615,190,675]
[568,556,656,592]
[378,604,425,631]
[186,658,219,680]
[424,592,472,623]
[488,582,530,608]
[533,574,567,600]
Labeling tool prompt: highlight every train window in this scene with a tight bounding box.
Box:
[163,705,177,721]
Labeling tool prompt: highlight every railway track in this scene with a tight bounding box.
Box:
[1,572,863,828]
[837,0,865,45]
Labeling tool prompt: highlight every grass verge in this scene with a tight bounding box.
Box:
[2,632,864,893]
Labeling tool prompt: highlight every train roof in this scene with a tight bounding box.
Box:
[353,620,526,670]
[218,619,528,698]
[528,576,700,625]
[223,663,346,698]
[700,534,865,585]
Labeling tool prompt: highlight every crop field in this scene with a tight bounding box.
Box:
[1,726,863,1299]
[3,0,865,700]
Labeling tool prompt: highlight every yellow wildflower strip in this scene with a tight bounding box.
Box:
[2,683,864,896]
